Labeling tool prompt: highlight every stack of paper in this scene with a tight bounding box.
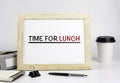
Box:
[0,51,17,70]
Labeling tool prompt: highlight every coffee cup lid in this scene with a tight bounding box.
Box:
[96,36,116,43]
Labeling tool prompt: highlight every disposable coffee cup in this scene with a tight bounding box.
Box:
[96,36,116,64]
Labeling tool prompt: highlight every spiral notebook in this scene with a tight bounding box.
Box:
[0,70,25,82]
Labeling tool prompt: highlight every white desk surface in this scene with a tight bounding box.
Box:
[0,60,120,83]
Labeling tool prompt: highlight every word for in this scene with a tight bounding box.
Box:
[29,35,80,42]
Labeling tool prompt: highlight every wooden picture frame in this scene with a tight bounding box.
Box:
[17,14,91,70]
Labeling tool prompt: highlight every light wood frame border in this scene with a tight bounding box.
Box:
[17,14,91,70]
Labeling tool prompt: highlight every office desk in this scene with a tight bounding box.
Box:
[0,61,120,83]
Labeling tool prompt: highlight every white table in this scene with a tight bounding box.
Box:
[1,60,120,83]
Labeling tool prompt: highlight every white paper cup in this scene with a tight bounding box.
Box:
[96,36,116,64]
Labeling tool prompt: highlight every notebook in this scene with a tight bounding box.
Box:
[0,70,25,82]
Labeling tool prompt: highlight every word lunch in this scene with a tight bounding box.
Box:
[28,35,80,43]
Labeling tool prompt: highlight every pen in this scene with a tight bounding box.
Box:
[48,72,87,77]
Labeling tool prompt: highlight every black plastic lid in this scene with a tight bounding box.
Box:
[96,36,116,43]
